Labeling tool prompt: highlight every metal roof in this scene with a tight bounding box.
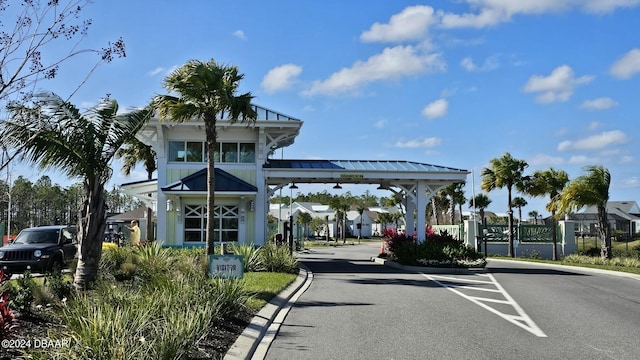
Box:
[264,159,466,172]
[162,168,257,192]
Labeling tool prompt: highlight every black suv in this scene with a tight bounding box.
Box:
[0,225,78,274]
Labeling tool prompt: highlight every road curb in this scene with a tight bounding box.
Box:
[370,256,486,274]
[224,266,311,360]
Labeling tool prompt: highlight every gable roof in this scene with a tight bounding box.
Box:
[577,201,640,220]
[162,168,257,193]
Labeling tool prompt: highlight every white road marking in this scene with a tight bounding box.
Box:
[421,272,547,338]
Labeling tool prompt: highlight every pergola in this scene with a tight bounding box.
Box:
[263,159,469,241]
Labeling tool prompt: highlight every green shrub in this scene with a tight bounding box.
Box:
[133,242,172,280]
[230,242,263,272]
[9,271,36,314]
[44,270,73,302]
[384,228,485,267]
[259,243,299,273]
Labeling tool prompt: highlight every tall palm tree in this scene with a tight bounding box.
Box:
[524,168,569,260]
[296,212,313,239]
[511,197,528,225]
[481,152,528,257]
[528,210,539,224]
[444,182,466,224]
[469,193,492,225]
[378,212,393,232]
[154,59,256,256]
[558,165,611,260]
[116,136,157,243]
[356,205,366,240]
[0,92,151,288]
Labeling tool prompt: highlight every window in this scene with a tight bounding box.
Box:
[239,143,255,163]
[169,141,255,163]
[221,143,238,163]
[168,141,185,162]
[186,142,204,162]
[183,204,238,243]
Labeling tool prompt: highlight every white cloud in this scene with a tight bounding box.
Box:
[303,45,445,96]
[439,1,640,28]
[619,176,640,188]
[394,137,442,148]
[528,154,565,166]
[460,55,500,72]
[373,119,387,129]
[580,97,619,110]
[610,48,640,79]
[148,67,165,76]
[568,155,600,164]
[361,5,437,43]
[522,65,593,103]
[557,130,629,151]
[587,121,602,130]
[261,64,303,93]
[421,98,448,119]
[619,155,634,164]
[233,30,247,40]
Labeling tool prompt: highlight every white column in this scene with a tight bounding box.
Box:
[416,181,427,242]
[405,197,415,237]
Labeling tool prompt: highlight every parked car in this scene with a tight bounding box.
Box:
[0,225,78,274]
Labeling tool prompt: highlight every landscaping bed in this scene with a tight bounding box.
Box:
[0,243,298,360]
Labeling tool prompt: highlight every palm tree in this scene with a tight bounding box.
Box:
[524,168,569,260]
[154,59,256,256]
[481,152,528,257]
[469,193,492,225]
[116,136,157,243]
[444,182,465,224]
[558,165,611,260]
[0,92,151,288]
[296,212,313,239]
[356,205,367,240]
[528,210,539,224]
[377,212,393,232]
[511,197,528,225]
[430,190,449,225]
[453,184,467,224]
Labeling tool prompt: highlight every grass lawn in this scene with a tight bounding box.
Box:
[244,272,298,310]
[576,237,640,252]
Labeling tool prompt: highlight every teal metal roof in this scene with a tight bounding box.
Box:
[264,159,467,173]
[162,168,257,192]
[218,104,300,122]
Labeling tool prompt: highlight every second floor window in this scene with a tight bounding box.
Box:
[169,141,255,163]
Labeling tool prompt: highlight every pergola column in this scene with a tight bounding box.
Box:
[405,197,415,236]
[416,181,427,242]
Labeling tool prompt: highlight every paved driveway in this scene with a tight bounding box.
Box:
[265,244,640,360]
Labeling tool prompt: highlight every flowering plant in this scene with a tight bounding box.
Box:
[0,269,16,337]
[380,227,486,268]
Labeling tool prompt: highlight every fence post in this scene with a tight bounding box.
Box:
[559,220,576,257]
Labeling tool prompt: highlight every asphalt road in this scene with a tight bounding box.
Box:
[264,244,640,360]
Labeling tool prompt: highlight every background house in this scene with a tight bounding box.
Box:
[570,201,640,239]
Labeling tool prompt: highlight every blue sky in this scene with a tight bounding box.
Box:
[8,0,640,218]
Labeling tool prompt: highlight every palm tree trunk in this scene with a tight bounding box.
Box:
[551,210,558,261]
[205,119,217,256]
[431,197,439,225]
[597,206,611,260]
[73,180,107,289]
[507,187,514,257]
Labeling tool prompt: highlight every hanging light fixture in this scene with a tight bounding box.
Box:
[290,182,299,189]
[333,183,342,189]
